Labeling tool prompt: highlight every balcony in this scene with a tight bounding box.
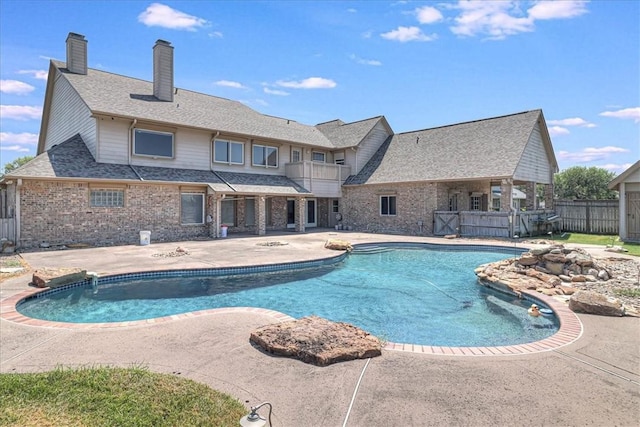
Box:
[285,161,352,198]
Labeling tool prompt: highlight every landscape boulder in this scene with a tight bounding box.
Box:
[324,239,353,252]
[32,267,87,288]
[250,315,382,366]
[569,290,625,317]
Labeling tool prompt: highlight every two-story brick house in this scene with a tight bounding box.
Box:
[2,33,557,248]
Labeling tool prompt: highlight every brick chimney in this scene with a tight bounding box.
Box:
[153,40,174,102]
[66,33,87,75]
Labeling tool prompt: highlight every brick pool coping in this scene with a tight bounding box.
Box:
[1,285,582,356]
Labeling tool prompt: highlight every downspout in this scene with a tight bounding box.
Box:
[15,179,22,247]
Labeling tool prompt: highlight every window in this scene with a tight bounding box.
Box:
[291,148,301,163]
[332,199,339,213]
[245,198,255,226]
[90,190,124,207]
[312,151,325,163]
[449,194,458,211]
[181,193,204,224]
[334,152,345,165]
[214,140,244,165]
[133,129,174,158]
[253,144,278,168]
[221,199,236,226]
[470,195,481,211]
[380,195,396,216]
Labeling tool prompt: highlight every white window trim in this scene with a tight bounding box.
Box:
[133,129,174,159]
[252,144,279,168]
[213,139,245,165]
[291,147,302,163]
[181,193,205,225]
[312,151,326,163]
[380,195,397,216]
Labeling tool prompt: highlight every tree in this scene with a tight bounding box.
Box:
[2,155,34,178]
[554,166,618,200]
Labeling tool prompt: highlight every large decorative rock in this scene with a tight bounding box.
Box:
[250,316,382,366]
[569,291,625,317]
[517,253,539,266]
[324,239,353,252]
[32,267,86,288]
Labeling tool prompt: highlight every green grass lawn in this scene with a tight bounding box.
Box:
[551,232,640,256]
[0,366,246,427]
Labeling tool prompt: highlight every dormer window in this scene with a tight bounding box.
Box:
[133,129,174,158]
[214,139,244,165]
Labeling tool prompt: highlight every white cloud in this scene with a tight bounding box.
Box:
[449,0,588,40]
[416,6,443,24]
[0,105,43,120]
[276,77,337,89]
[17,69,48,80]
[208,31,223,38]
[548,126,570,136]
[263,87,289,96]
[548,117,596,128]
[347,8,357,13]
[138,3,208,31]
[381,26,437,42]
[528,1,588,20]
[0,80,35,95]
[557,146,630,162]
[0,132,38,145]
[599,107,640,123]
[349,54,382,66]
[214,80,246,89]
[600,163,633,173]
[0,144,31,152]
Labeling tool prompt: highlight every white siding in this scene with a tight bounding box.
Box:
[46,72,96,157]
[97,119,128,164]
[513,123,553,184]
[352,122,392,175]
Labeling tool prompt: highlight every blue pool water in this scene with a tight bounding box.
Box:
[17,245,558,347]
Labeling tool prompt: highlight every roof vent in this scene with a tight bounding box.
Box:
[153,39,174,102]
[66,32,87,75]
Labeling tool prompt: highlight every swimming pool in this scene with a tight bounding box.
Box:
[16,244,558,347]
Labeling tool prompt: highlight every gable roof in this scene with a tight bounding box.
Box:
[42,60,334,151]
[608,160,640,190]
[8,134,309,196]
[316,116,392,149]
[345,110,548,185]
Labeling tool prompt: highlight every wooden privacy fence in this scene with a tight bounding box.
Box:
[554,200,618,235]
[433,210,555,238]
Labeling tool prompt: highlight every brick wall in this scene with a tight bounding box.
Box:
[19,180,209,248]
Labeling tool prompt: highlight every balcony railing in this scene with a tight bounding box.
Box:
[285,161,351,182]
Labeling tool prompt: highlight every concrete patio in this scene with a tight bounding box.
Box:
[1,231,639,426]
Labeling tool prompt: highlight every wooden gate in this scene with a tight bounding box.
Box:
[433,211,459,235]
[627,192,640,242]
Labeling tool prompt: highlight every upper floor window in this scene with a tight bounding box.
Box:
[291,148,301,163]
[312,151,326,163]
[134,129,174,158]
[334,152,345,165]
[253,144,278,168]
[214,139,244,165]
[380,195,396,216]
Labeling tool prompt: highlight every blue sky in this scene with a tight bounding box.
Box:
[1,1,638,174]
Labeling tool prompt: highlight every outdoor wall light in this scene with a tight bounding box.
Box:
[239,402,272,427]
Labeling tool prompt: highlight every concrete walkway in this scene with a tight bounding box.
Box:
[1,232,639,426]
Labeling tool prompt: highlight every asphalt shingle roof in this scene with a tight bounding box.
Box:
[52,60,334,149]
[345,110,544,185]
[316,116,386,149]
[8,134,309,195]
